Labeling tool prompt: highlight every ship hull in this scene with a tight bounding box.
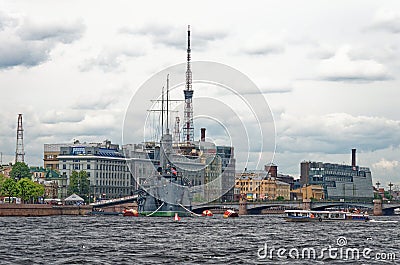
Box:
[137,177,193,217]
[139,210,192,217]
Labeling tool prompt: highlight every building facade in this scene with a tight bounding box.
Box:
[291,185,325,200]
[44,143,71,170]
[300,161,373,200]
[58,142,134,200]
[217,146,236,202]
[235,170,290,201]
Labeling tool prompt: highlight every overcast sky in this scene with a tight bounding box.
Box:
[0,1,399,187]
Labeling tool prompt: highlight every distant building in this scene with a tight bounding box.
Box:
[217,146,236,202]
[264,163,295,189]
[300,149,373,200]
[0,165,12,178]
[30,167,46,180]
[44,144,68,170]
[30,167,67,199]
[235,170,290,201]
[45,169,67,199]
[58,141,134,200]
[291,185,324,200]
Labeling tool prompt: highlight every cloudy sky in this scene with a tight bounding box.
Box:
[0,1,399,187]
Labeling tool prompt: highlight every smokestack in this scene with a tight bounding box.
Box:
[265,163,278,179]
[351,148,356,167]
[200,128,206,142]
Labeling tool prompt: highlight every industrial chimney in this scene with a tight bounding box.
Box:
[200,128,206,142]
[351,148,356,167]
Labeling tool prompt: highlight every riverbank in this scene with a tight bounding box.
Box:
[0,204,92,216]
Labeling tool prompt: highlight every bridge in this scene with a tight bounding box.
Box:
[90,195,400,215]
[192,200,400,215]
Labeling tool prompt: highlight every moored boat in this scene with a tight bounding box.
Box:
[123,209,139,217]
[202,210,213,217]
[284,210,369,222]
[223,209,239,218]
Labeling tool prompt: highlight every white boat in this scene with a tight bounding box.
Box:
[284,209,370,222]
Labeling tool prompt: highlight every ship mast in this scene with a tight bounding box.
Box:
[166,74,169,134]
[160,75,173,170]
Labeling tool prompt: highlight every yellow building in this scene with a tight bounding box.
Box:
[291,185,324,200]
[235,171,290,201]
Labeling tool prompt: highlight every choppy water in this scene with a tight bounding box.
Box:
[0,214,399,264]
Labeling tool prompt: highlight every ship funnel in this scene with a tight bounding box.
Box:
[201,128,206,142]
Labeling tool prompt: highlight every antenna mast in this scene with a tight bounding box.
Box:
[15,114,25,163]
[183,25,194,144]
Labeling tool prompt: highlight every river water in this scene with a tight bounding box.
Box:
[0,214,398,264]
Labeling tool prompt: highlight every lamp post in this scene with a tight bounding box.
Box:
[376,181,381,189]
[388,182,393,193]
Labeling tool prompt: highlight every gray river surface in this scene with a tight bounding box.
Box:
[0,215,399,264]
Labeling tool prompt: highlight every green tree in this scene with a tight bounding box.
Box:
[0,174,6,196]
[31,182,45,203]
[68,171,90,202]
[384,191,393,200]
[276,196,285,201]
[16,178,45,203]
[16,178,31,203]
[10,162,31,180]
[2,178,17,202]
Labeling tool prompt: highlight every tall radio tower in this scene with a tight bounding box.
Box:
[183,25,194,144]
[15,114,25,163]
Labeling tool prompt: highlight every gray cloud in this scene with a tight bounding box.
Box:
[258,86,293,94]
[317,46,392,83]
[119,24,227,50]
[18,19,85,43]
[308,48,335,60]
[40,111,86,124]
[0,12,17,31]
[80,46,145,72]
[241,43,285,56]
[0,17,85,69]
[276,113,400,154]
[0,35,52,68]
[72,97,118,110]
[368,13,400,34]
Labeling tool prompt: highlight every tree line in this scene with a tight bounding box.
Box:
[0,162,94,204]
[0,162,44,203]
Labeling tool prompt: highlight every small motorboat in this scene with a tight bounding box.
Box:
[223,209,239,218]
[123,209,139,217]
[202,210,213,217]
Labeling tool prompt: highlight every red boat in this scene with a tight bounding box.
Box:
[223,209,238,218]
[123,209,139,217]
[202,210,213,217]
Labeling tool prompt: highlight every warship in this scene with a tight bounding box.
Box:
[136,73,194,217]
[136,26,202,217]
